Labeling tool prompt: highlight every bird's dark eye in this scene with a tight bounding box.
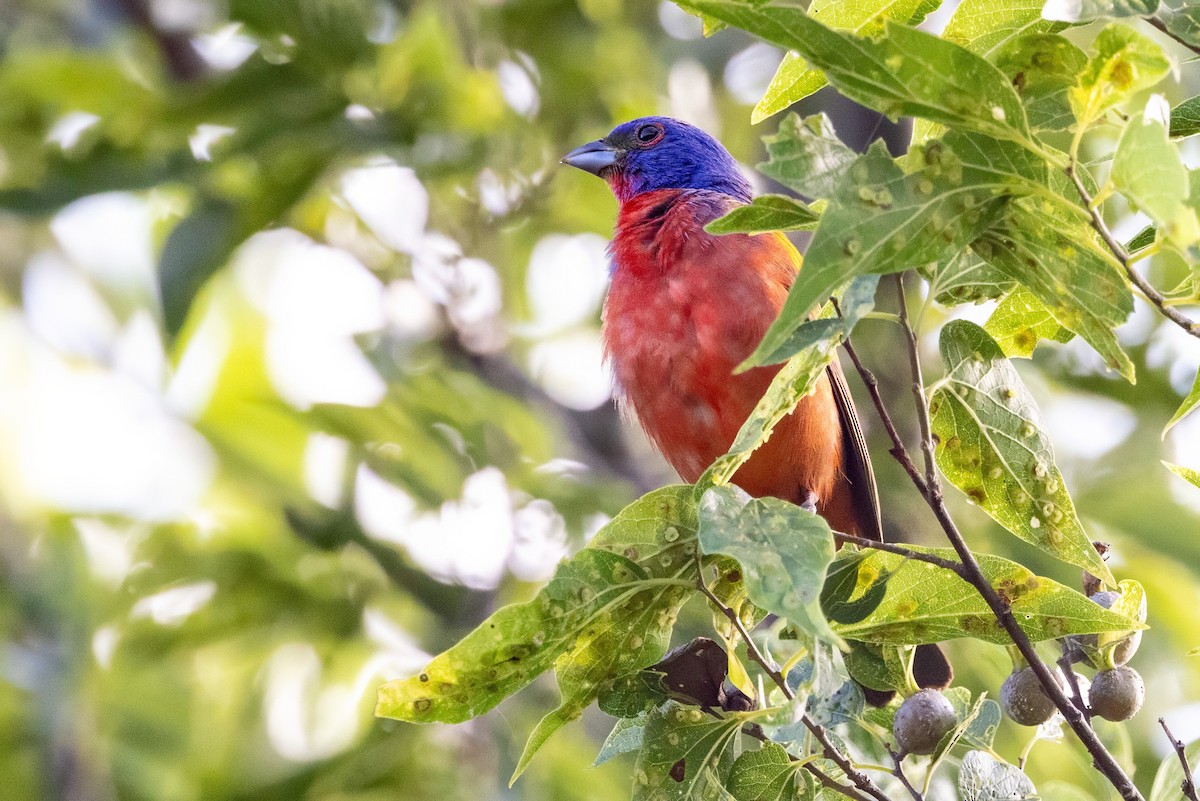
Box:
[636,124,662,144]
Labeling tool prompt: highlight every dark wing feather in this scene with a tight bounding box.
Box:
[826,356,883,542]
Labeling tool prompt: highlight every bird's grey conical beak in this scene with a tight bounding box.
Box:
[561,139,618,176]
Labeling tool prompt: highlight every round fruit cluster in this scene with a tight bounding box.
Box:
[891,578,1146,752]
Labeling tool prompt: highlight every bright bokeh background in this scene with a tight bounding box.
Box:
[0,2,1198,799]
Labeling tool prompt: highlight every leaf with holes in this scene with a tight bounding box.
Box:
[942,0,1061,58]
[758,113,857,200]
[632,702,749,801]
[985,286,1073,358]
[959,751,1038,800]
[822,546,1140,645]
[675,1,1032,144]
[971,202,1135,381]
[699,486,841,647]
[1070,22,1171,127]
[747,140,1011,367]
[992,33,1087,131]
[922,251,1015,306]
[375,486,698,780]
[930,321,1114,583]
[727,742,807,801]
[704,279,873,485]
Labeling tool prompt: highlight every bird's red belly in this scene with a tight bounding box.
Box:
[604,278,843,507]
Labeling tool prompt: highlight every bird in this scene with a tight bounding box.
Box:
[561,116,950,698]
[562,116,877,537]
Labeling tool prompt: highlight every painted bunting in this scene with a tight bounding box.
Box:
[562,116,877,537]
[562,116,951,698]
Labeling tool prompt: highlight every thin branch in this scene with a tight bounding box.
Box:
[694,559,892,801]
[1065,162,1200,340]
[893,275,938,489]
[831,530,967,578]
[886,275,1147,801]
[1148,16,1200,58]
[1057,651,1092,721]
[1159,718,1200,801]
[840,336,929,494]
[889,747,925,801]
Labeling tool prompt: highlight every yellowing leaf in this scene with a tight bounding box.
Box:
[753,0,944,122]
[1070,22,1171,128]
[985,286,1073,358]
[375,487,698,780]
[822,546,1141,645]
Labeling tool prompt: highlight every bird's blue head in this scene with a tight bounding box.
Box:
[562,116,752,204]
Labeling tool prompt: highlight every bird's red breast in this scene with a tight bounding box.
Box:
[602,188,868,536]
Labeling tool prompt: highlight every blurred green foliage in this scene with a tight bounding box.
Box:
[0,1,1198,800]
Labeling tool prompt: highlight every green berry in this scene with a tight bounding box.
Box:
[893,689,957,755]
[1088,666,1144,722]
[1000,667,1059,726]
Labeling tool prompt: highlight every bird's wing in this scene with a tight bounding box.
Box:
[826,356,883,542]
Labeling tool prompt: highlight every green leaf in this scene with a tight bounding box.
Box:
[930,320,1116,584]
[1070,22,1171,128]
[1127,223,1157,252]
[961,699,1003,750]
[1042,0,1158,22]
[1165,368,1200,437]
[755,274,878,366]
[706,194,821,234]
[375,487,697,774]
[727,743,804,801]
[1161,4,1200,48]
[822,546,1142,644]
[699,486,841,647]
[633,703,748,801]
[749,138,1014,367]
[922,251,1016,306]
[595,716,647,766]
[755,53,824,125]
[985,286,1074,358]
[1149,732,1200,801]
[971,202,1135,381]
[752,0,944,123]
[1094,579,1147,664]
[843,642,909,693]
[1111,101,1200,249]
[675,1,1031,143]
[1165,460,1200,491]
[993,33,1088,131]
[928,688,985,768]
[959,751,1037,801]
[706,283,870,484]
[942,0,1059,58]
[1169,94,1200,138]
[758,113,857,200]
